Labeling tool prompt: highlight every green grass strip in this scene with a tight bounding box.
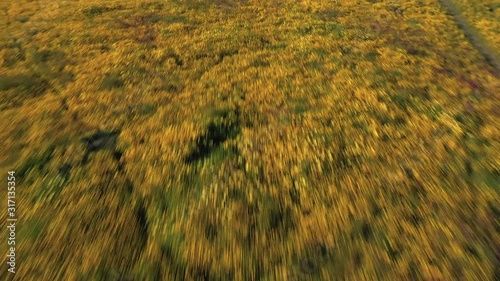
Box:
[438,0,500,72]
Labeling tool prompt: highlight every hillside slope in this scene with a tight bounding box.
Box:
[1,0,499,280]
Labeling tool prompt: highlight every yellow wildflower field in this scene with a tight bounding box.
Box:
[0,0,498,280]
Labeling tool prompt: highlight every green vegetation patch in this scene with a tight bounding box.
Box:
[16,144,56,184]
[2,48,26,67]
[184,107,241,163]
[32,49,67,65]
[101,72,124,90]
[164,15,189,24]
[0,74,51,108]
[132,259,162,281]
[291,242,338,279]
[83,5,123,18]
[293,98,309,115]
[364,51,380,62]
[134,103,157,117]
[318,23,345,38]
[19,217,47,242]
[256,196,294,235]
[33,173,69,203]
[16,16,29,23]
[159,230,188,279]
[158,49,184,67]
[30,49,74,87]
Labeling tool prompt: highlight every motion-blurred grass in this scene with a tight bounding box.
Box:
[0,0,499,280]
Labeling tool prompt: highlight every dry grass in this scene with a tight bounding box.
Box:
[0,0,499,280]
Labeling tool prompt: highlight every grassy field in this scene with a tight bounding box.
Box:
[0,0,499,280]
